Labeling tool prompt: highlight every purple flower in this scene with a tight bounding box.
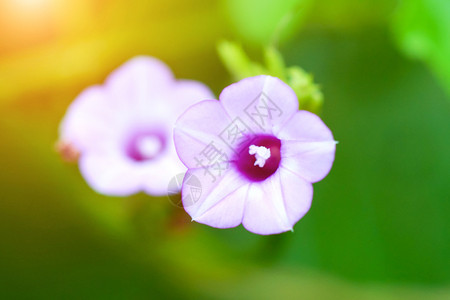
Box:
[59,56,214,196]
[174,75,336,235]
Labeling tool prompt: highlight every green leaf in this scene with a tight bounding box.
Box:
[392,0,450,97]
[287,66,323,112]
[263,46,287,81]
[217,40,265,81]
[217,41,323,113]
[224,0,313,46]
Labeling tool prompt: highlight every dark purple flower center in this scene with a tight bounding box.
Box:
[125,129,166,162]
[234,135,281,182]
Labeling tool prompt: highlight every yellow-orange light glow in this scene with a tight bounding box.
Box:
[5,0,57,16]
[0,0,92,53]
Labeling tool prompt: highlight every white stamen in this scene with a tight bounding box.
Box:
[249,145,271,168]
[137,136,163,158]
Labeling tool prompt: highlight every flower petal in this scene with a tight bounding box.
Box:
[182,166,246,228]
[104,56,175,121]
[242,168,313,235]
[193,184,249,229]
[106,56,173,102]
[80,145,187,197]
[169,80,215,116]
[136,80,214,129]
[59,86,124,152]
[174,100,234,168]
[280,140,336,183]
[275,110,334,141]
[79,152,142,196]
[241,172,291,235]
[219,75,298,134]
[277,167,313,225]
[140,152,187,196]
[276,110,336,182]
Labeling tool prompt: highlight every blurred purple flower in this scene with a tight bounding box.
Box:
[174,75,336,235]
[59,56,214,196]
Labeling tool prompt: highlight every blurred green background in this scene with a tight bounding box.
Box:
[0,0,449,299]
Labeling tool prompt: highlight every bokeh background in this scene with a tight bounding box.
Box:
[1,0,449,299]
